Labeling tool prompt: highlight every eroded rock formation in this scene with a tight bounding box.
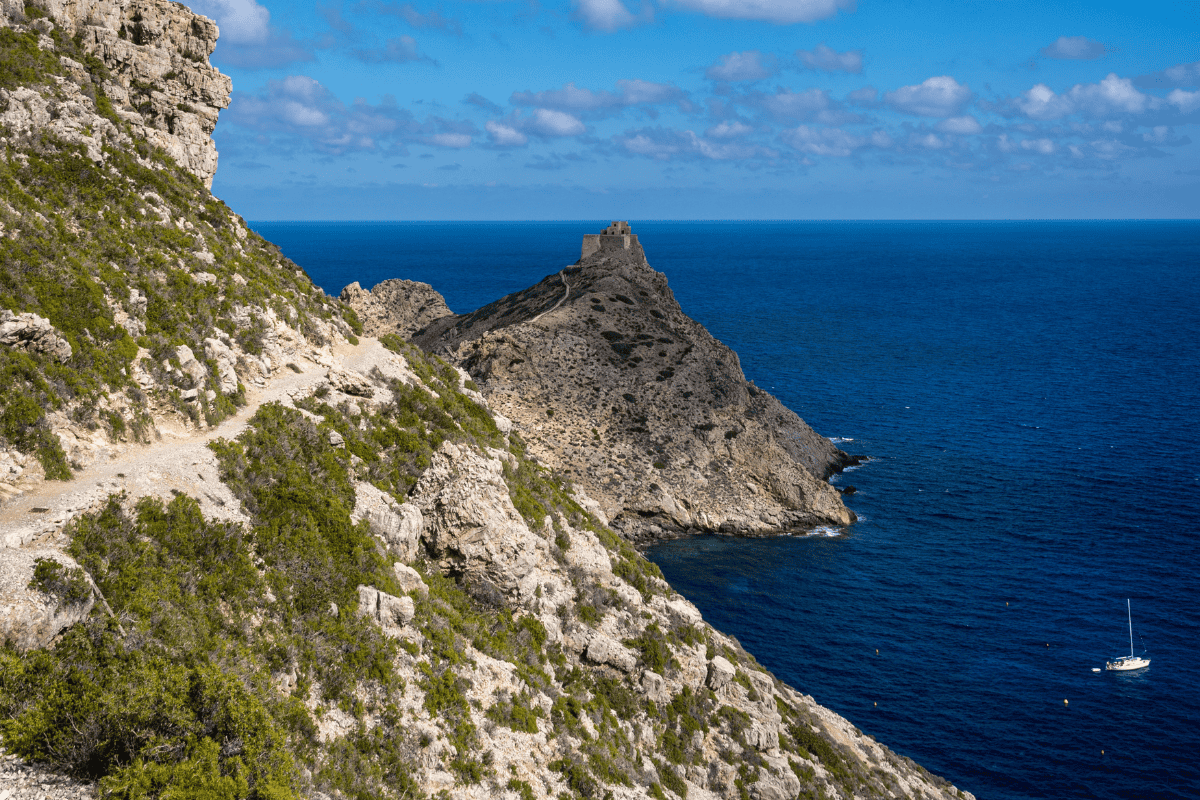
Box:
[1,0,230,186]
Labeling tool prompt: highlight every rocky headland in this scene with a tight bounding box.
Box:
[345,224,856,543]
[0,3,970,800]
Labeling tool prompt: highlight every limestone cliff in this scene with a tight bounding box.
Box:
[2,0,231,186]
[355,225,855,541]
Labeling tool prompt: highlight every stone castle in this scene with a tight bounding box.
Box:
[581,220,641,259]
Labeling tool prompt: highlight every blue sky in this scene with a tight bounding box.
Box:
[192,0,1200,219]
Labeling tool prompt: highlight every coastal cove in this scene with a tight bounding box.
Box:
[258,220,1200,800]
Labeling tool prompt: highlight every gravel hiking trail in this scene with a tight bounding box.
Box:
[0,338,390,550]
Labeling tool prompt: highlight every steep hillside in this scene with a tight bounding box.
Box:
[0,0,361,502]
[350,228,854,542]
[0,4,972,800]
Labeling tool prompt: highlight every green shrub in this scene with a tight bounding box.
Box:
[486,691,542,733]
[625,623,672,674]
[0,28,61,89]
[26,558,91,604]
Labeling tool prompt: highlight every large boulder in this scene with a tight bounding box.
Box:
[352,482,423,563]
[0,549,95,651]
[411,441,553,596]
[706,656,735,690]
[175,344,208,386]
[0,310,72,362]
[586,633,637,673]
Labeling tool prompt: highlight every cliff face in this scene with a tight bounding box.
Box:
[1,0,231,186]
[370,229,854,541]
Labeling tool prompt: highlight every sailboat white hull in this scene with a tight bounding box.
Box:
[1106,656,1150,671]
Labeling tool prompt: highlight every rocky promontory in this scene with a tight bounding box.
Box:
[347,223,855,541]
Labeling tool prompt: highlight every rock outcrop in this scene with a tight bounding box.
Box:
[0,549,94,651]
[341,279,455,340]
[0,310,72,362]
[1,0,232,187]
[363,224,855,540]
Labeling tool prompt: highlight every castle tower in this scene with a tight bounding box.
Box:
[581,221,640,259]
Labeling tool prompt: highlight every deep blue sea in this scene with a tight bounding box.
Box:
[253,221,1200,800]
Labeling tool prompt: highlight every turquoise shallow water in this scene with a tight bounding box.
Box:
[255,220,1200,800]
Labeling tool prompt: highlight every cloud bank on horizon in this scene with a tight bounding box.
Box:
[195,0,1200,218]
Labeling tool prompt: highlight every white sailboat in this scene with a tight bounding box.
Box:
[1106,599,1150,672]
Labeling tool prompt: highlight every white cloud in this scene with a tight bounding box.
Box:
[706,51,777,82]
[915,133,944,149]
[666,0,853,25]
[226,75,477,154]
[186,0,270,43]
[529,109,587,136]
[511,80,686,117]
[796,43,862,74]
[1018,74,1148,120]
[616,127,775,161]
[1020,138,1055,154]
[885,76,971,117]
[705,120,754,138]
[935,115,982,134]
[486,110,588,143]
[780,124,889,157]
[763,87,832,119]
[618,79,682,105]
[573,0,645,31]
[486,120,528,147]
[1040,36,1107,60]
[1168,89,1200,114]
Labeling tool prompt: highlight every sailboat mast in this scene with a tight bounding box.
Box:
[1128,599,1134,657]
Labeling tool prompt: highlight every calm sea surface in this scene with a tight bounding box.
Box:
[253,221,1200,800]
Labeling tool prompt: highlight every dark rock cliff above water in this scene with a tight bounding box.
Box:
[349,224,856,541]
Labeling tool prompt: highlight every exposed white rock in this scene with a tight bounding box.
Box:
[175,344,207,386]
[326,366,374,398]
[392,562,429,595]
[585,633,637,673]
[706,655,735,690]
[0,310,72,362]
[203,337,239,395]
[0,549,94,652]
[352,481,423,563]
[356,584,414,633]
[413,441,556,599]
[641,669,670,702]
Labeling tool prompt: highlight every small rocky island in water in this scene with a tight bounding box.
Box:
[0,1,968,796]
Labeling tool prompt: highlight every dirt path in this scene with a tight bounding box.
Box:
[0,338,390,549]
[530,270,572,324]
